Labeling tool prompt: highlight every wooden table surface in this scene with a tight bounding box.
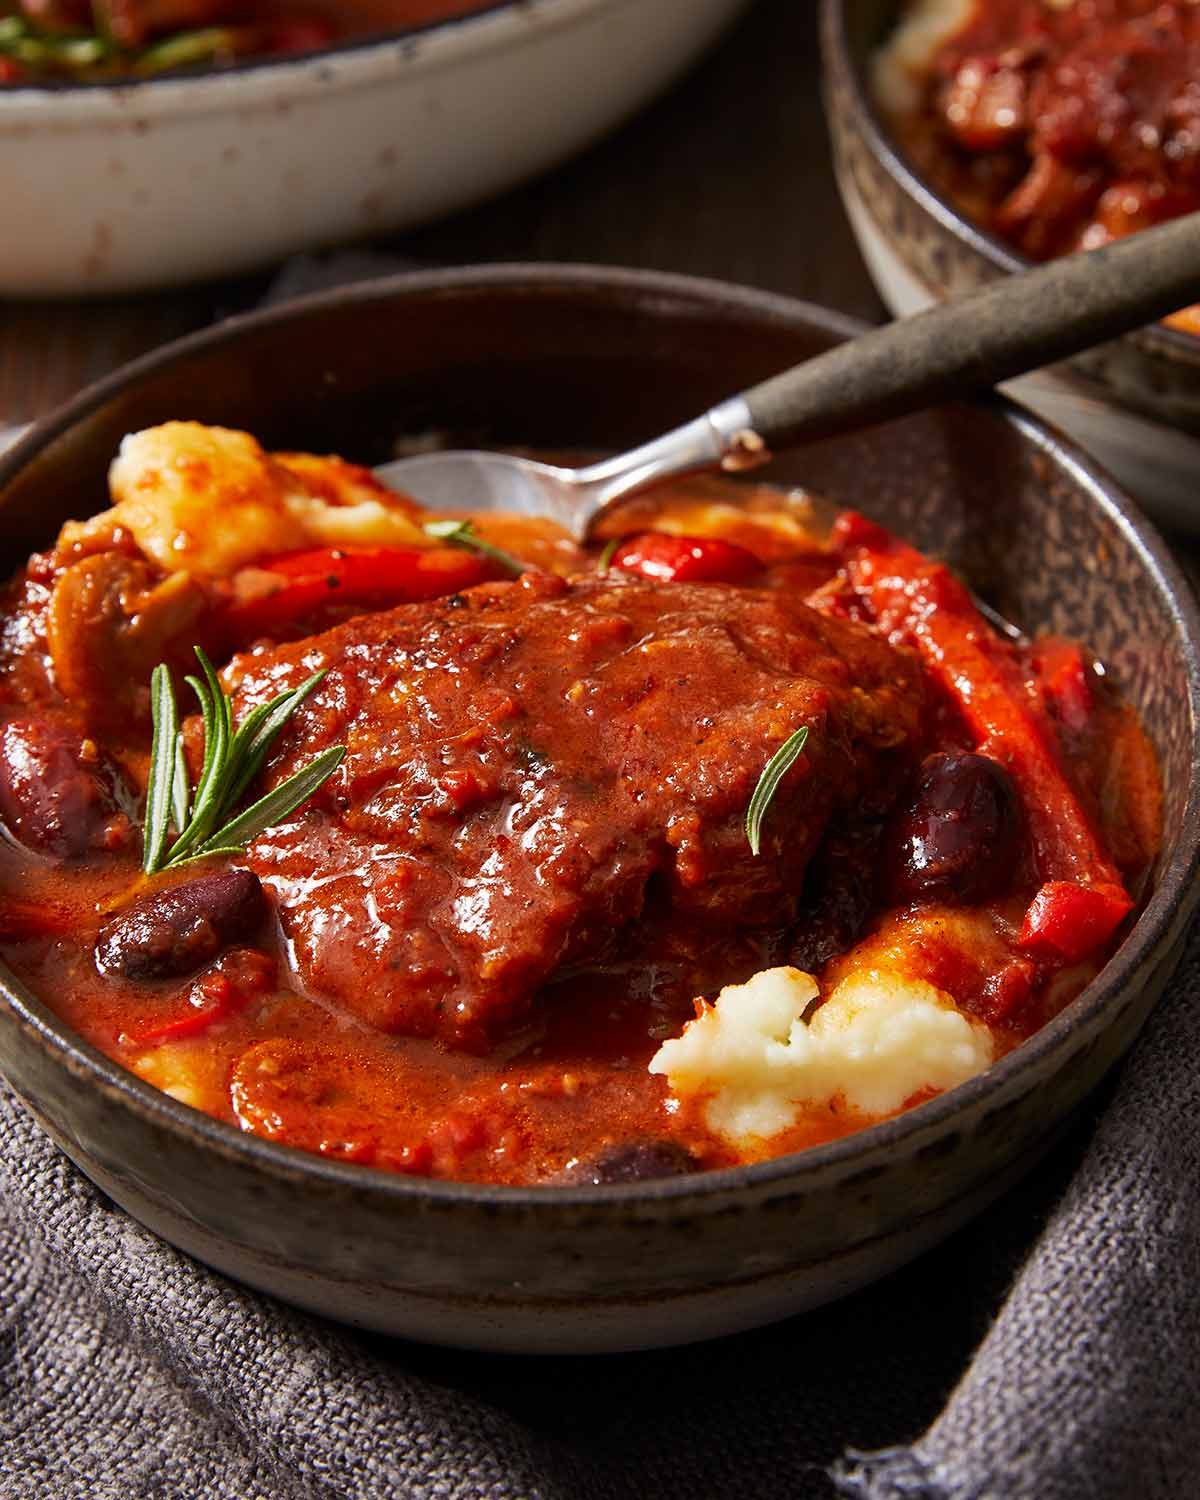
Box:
[0,0,884,425]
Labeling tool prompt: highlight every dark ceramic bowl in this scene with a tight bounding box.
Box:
[1,266,1198,1354]
[820,0,1200,530]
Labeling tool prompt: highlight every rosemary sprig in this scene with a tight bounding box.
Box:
[423,518,526,578]
[133,26,240,76]
[0,15,112,71]
[745,726,810,857]
[142,664,180,877]
[142,647,345,875]
[0,9,244,80]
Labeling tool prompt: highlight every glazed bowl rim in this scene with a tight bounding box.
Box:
[0,0,621,109]
[2,260,1199,1211]
[818,0,1200,369]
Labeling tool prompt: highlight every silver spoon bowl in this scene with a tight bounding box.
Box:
[373,397,755,536]
[374,214,1200,539]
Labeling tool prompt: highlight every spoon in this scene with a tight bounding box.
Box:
[373,213,1200,538]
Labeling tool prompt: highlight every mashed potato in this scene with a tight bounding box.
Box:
[649,965,994,1145]
[873,0,973,116]
[70,421,427,578]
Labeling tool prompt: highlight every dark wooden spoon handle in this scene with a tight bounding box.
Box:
[737,212,1200,447]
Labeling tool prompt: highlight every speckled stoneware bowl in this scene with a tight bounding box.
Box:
[0,0,749,296]
[820,0,1200,531]
[1,266,1198,1355]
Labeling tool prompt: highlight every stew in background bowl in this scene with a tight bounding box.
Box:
[820,0,1200,531]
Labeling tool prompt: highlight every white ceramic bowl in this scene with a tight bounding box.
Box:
[0,0,750,296]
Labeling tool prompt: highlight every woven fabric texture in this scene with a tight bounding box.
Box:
[5,921,1197,1499]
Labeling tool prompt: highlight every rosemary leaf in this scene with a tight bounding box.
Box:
[142,664,179,875]
[46,35,110,66]
[220,695,280,807]
[186,667,218,794]
[745,726,810,858]
[140,647,343,870]
[198,647,233,746]
[133,26,238,76]
[0,16,111,72]
[423,518,525,578]
[167,845,257,869]
[167,652,230,862]
[170,728,190,836]
[225,669,328,807]
[199,745,346,854]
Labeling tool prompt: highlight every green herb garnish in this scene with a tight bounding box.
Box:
[745,726,810,857]
[133,26,239,76]
[422,518,526,578]
[0,14,113,71]
[142,647,344,875]
[597,537,622,572]
[0,10,249,81]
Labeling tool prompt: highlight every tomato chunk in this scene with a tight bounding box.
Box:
[610,533,762,584]
[227,545,491,638]
[127,949,274,1046]
[1018,880,1133,964]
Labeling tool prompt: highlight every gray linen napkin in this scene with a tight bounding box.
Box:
[2,917,1198,1499]
[834,918,1200,1499]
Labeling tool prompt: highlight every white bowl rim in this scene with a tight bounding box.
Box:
[0,0,626,117]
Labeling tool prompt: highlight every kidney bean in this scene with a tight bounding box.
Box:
[565,1140,698,1186]
[95,869,268,982]
[0,718,131,859]
[888,751,1024,906]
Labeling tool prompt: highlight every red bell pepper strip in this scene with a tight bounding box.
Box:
[610,533,763,584]
[227,545,491,638]
[1018,880,1133,964]
[132,972,242,1047]
[830,511,1132,960]
[0,898,74,940]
